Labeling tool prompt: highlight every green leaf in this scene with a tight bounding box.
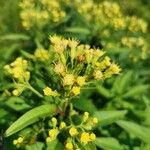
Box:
[0,33,30,41]
[79,142,97,150]
[0,108,8,119]
[5,97,31,111]
[25,142,44,150]
[123,85,150,98]
[65,27,90,35]
[96,85,112,98]
[116,120,150,143]
[141,144,150,150]
[83,143,97,150]
[73,98,97,114]
[46,139,64,150]
[94,137,123,150]
[117,71,133,94]
[5,104,57,137]
[94,110,127,126]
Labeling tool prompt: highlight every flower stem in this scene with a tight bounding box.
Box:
[27,83,43,98]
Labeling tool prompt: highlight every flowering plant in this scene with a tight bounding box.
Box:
[4,35,121,149]
[0,0,150,150]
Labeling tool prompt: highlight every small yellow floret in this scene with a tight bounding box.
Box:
[43,87,53,96]
[65,142,73,150]
[93,70,103,80]
[12,89,20,96]
[63,74,74,86]
[90,133,96,141]
[80,132,90,144]
[69,127,78,136]
[71,86,80,95]
[109,63,121,74]
[92,117,98,124]
[77,76,86,86]
[13,140,18,145]
[46,137,52,143]
[59,122,66,129]
[51,117,57,126]
[83,112,89,121]
[54,63,65,75]
[17,137,24,144]
[34,48,49,61]
[48,129,58,140]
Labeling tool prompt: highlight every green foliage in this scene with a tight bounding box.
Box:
[94,137,123,150]
[0,0,150,149]
[116,120,150,143]
[94,110,127,126]
[5,104,57,137]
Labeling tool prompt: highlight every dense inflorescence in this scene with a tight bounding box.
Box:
[5,36,121,98]
[4,35,120,149]
[70,0,149,61]
[19,0,65,30]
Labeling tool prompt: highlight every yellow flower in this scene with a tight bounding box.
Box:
[13,140,18,145]
[93,70,103,80]
[104,56,111,67]
[46,137,52,143]
[59,122,66,129]
[43,87,58,96]
[92,117,98,124]
[5,57,29,82]
[69,127,78,136]
[43,87,53,96]
[77,76,86,86]
[109,63,121,74]
[51,117,57,126]
[34,48,49,61]
[93,49,105,58]
[80,132,90,144]
[17,137,24,144]
[63,74,74,86]
[71,86,80,95]
[65,142,73,150]
[90,133,96,141]
[12,89,20,96]
[13,137,24,145]
[4,65,11,74]
[83,112,89,121]
[12,67,22,79]
[68,39,79,49]
[25,71,30,81]
[54,63,65,75]
[48,129,58,140]
[50,35,62,46]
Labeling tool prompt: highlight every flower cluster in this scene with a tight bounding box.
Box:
[65,0,149,61]
[19,0,65,30]
[127,16,147,33]
[42,36,121,99]
[43,87,59,97]
[121,36,148,61]
[4,36,120,99]
[4,35,120,148]
[34,48,49,61]
[46,112,98,150]
[13,137,24,148]
[4,57,30,96]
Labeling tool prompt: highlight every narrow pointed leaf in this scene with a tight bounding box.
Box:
[94,110,127,126]
[116,120,150,143]
[5,104,57,137]
[123,85,150,98]
[94,137,123,150]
